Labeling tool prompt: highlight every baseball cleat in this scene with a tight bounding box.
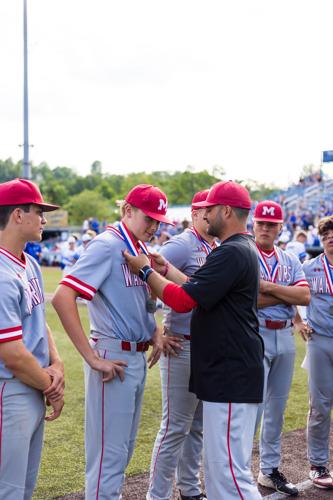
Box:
[178,492,207,500]
[309,465,333,489]
[258,468,298,496]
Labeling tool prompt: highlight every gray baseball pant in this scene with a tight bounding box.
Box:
[307,333,333,466]
[256,326,295,474]
[147,337,203,500]
[0,379,45,500]
[85,339,147,500]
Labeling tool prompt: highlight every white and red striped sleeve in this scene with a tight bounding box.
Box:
[0,325,23,343]
[293,279,309,287]
[60,275,96,300]
[59,236,113,300]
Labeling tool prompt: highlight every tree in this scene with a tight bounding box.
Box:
[65,190,112,225]
[91,160,102,175]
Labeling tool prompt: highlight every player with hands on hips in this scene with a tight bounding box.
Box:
[294,215,333,489]
[52,184,173,500]
[253,200,310,497]
[145,190,216,500]
[0,179,64,500]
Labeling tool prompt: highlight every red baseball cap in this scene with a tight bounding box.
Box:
[0,178,59,211]
[125,184,173,224]
[194,181,252,209]
[191,189,210,210]
[253,200,284,223]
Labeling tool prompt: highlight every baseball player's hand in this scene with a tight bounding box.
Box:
[162,335,184,357]
[293,318,313,341]
[123,250,150,274]
[43,364,65,401]
[149,252,168,275]
[92,357,128,382]
[45,397,64,422]
[147,328,163,368]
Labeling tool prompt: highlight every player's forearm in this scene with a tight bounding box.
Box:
[52,286,97,367]
[46,323,64,370]
[0,344,51,391]
[264,283,310,306]
[257,293,283,308]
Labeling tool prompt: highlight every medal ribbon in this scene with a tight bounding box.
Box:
[256,244,279,283]
[189,227,215,256]
[322,254,333,295]
[117,222,149,256]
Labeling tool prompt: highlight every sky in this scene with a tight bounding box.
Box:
[1,1,333,189]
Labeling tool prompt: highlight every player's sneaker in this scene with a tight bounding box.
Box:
[258,468,298,496]
[309,465,333,489]
[178,492,207,500]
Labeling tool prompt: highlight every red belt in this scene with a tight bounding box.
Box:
[264,320,288,330]
[183,335,191,340]
[121,341,149,352]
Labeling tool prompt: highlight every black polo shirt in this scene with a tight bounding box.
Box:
[182,233,264,403]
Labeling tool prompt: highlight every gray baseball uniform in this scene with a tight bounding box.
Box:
[61,225,156,500]
[147,228,214,500]
[303,254,333,466]
[256,245,309,474]
[0,247,48,500]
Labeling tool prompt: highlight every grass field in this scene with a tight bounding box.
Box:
[34,267,309,498]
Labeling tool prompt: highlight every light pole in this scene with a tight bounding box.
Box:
[22,0,31,179]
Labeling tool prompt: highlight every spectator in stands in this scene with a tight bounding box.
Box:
[286,230,308,262]
[61,236,80,276]
[25,241,42,264]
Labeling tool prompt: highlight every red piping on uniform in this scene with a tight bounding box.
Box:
[60,281,93,301]
[96,350,106,499]
[227,403,244,499]
[0,382,6,467]
[149,354,171,499]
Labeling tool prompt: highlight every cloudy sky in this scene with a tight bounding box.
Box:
[1,0,333,187]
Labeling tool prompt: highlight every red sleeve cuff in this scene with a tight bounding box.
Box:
[60,275,96,301]
[162,283,197,313]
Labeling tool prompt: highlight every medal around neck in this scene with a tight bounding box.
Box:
[146,297,157,313]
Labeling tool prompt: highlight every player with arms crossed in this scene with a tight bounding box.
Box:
[52,184,172,500]
[147,189,216,500]
[0,179,64,500]
[253,201,310,496]
[294,215,333,489]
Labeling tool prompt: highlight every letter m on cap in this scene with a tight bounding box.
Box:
[262,206,275,216]
[158,199,168,211]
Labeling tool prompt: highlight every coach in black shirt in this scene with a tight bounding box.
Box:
[124,180,264,500]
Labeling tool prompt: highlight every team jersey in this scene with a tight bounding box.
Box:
[0,247,49,379]
[160,228,214,335]
[303,254,333,337]
[61,228,156,342]
[257,245,309,321]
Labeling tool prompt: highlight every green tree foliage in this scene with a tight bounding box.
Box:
[65,190,112,225]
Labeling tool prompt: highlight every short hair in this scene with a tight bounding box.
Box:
[232,207,250,221]
[0,204,31,230]
[318,216,333,236]
[120,201,139,218]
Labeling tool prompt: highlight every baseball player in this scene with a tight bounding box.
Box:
[294,215,333,489]
[0,178,64,500]
[52,184,172,500]
[146,189,215,500]
[124,181,264,500]
[253,200,310,496]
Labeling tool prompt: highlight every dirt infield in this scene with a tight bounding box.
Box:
[58,426,333,499]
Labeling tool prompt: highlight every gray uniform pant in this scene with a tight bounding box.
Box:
[307,333,333,466]
[256,326,295,474]
[204,401,261,500]
[85,339,147,500]
[147,337,203,500]
[0,379,45,500]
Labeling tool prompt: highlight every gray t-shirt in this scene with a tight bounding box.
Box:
[303,253,333,337]
[257,245,308,321]
[0,248,49,379]
[160,229,213,335]
[61,228,156,342]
